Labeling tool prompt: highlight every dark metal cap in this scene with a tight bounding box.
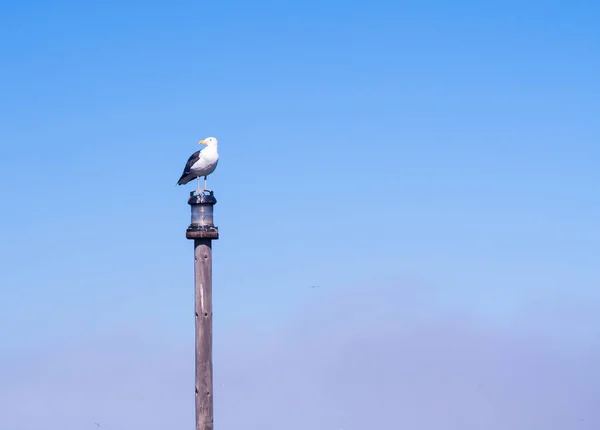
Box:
[186,225,219,240]
[188,190,217,206]
[186,190,219,240]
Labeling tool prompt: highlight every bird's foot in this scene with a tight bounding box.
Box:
[194,188,212,196]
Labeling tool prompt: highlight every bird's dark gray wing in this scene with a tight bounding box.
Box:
[177,150,201,185]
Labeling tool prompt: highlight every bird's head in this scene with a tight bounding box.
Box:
[199,137,218,147]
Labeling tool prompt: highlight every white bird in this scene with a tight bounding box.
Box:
[177,137,219,194]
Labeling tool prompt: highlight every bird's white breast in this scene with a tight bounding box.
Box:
[191,147,219,176]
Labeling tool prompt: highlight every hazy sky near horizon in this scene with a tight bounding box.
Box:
[2,283,600,429]
[0,0,599,428]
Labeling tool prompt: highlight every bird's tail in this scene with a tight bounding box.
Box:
[177,174,193,186]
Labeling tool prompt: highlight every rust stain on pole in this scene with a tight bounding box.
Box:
[194,239,213,430]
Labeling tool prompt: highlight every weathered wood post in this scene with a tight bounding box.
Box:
[186,190,219,430]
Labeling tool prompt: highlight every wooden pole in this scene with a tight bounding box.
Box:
[194,238,213,430]
[186,191,219,430]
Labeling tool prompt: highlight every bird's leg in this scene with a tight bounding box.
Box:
[196,177,202,195]
[202,176,213,193]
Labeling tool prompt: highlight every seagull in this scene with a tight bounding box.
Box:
[177,137,219,194]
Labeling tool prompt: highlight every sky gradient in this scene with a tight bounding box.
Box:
[0,0,599,428]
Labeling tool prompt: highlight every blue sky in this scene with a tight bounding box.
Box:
[0,1,599,428]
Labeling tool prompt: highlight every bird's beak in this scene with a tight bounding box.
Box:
[199,140,206,145]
